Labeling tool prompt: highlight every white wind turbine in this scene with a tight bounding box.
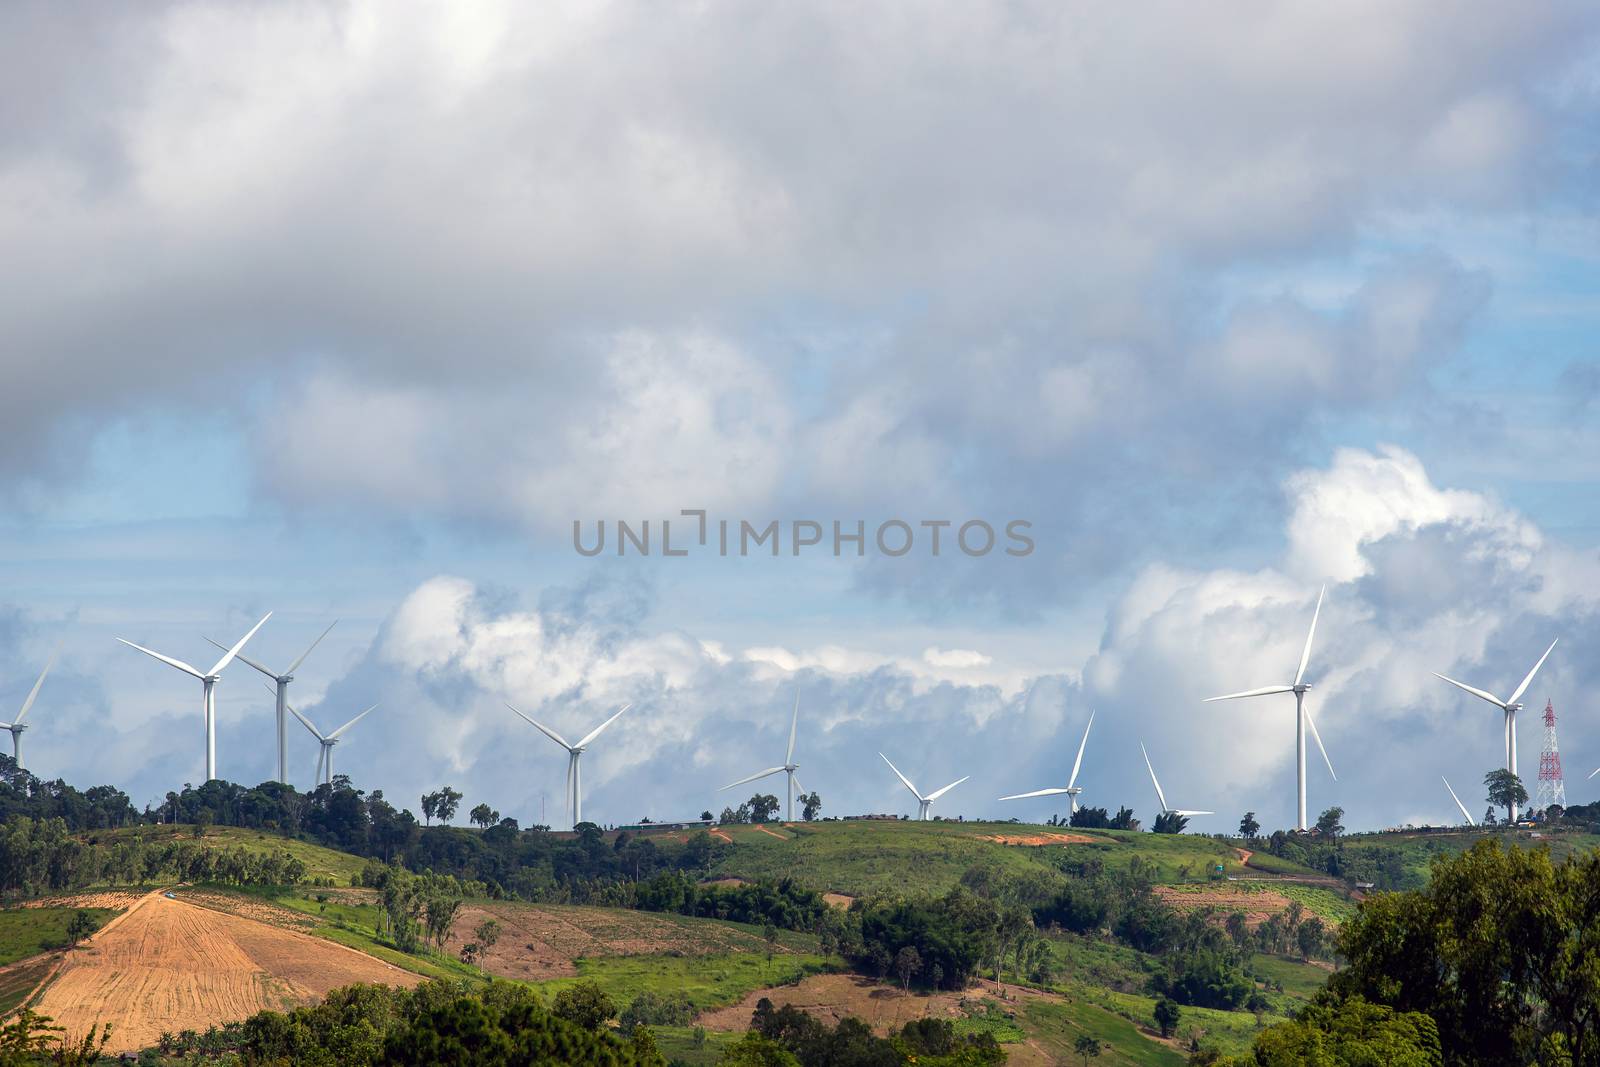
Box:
[118,613,272,782]
[1433,638,1557,822]
[998,711,1095,817]
[879,753,968,820]
[507,702,632,830]
[0,647,58,771]
[1141,742,1213,822]
[208,620,337,785]
[1442,775,1476,826]
[1205,586,1337,831]
[283,693,377,787]
[721,693,805,822]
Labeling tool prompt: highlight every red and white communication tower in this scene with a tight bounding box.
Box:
[1536,699,1566,812]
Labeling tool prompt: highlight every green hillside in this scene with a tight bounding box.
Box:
[706,819,1279,896]
[84,824,370,884]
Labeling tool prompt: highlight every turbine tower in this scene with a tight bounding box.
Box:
[1536,699,1566,812]
[507,702,632,830]
[1206,586,1337,831]
[118,613,272,782]
[879,752,968,820]
[997,711,1094,817]
[1141,742,1214,821]
[1433,637,1557,822]
[284,696,377,786]
[208,620,337,785]
[720,693,804,822]
[0,647,58,771]
[1442,775,1476,826]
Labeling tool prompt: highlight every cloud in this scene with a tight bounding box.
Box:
[0,2,1593,614]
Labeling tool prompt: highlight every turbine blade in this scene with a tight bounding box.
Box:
[1507,638,1559,707]
[206,612,272,676]
[285,701,326,741]
[506,704,572,750]
[204,638,276,679]
[329,704,378,739]
[14,645,59,724]
[575,702,632,749]
[720,766,785,791]
[1173,810,1214,817]
[1589,766,1600,781]
[997,787,1073,800]
[1068,710,1094,789]
[1141,742,1169,813]
[286,620,339,676]
[879,752,922,801]
[1294,585,1326,687]
[1442,776,1475,825]
[1432,672,1507,709]
[117,638,205,680]
[1304,705,1337,781]
[789,774,804,797]
[1203,685,1294,702]
[786,692,799,765]
[925,776,969,801]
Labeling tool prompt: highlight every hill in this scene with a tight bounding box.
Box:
[31,889,420,1053]
[83,824,370,885]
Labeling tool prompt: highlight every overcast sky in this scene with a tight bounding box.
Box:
[2,2,1599,832]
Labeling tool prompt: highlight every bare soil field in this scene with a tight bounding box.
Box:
[1153,885,1293,928]
[978,832,1098,846]
[442,902,804,982]
[19,889,148,911]
[33,890,419,1053]
[698,973,1044,1035]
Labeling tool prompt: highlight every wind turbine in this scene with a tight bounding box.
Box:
[507,702,632,830]
[0,647,58,771]
[721,693,805,822]
[118,613,272,782]
[1141,742,1213,821]
[1205,586,1337,831]
[1442,775,1476,826]
[879,753,968,820]
[207,620,337,785]
[998,711,1094,816]
[283,694,377,786]
[1433,638,1557,822]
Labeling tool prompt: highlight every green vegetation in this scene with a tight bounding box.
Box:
[91,823,368,883]
[1018,998,1185,1066]
[537,950,837,1015]
[0,907,117,965]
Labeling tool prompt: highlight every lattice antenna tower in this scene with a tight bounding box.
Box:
[1536,699,1566,812]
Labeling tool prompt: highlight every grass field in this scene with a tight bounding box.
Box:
[0,907,119,967]
[535,950,838,1014]
[1019,997,1186,1066]
[84,824,369,884]
[708,820,1276,896]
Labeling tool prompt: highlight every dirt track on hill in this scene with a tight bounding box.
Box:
[33,890,419,1053]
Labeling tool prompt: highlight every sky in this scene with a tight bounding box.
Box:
[2,1,1600,832]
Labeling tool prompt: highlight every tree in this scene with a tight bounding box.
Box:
[1154,996,1181,1039]
[1296,916,1325,961]
[800,792,822,821]
[1246,996,1441,1066]
[433,786,463,825]
[1239,812,1260,839]
[551,980,616,1032]
[701,810,715,822]
[469,803,498,829]
[1331,838,1600,1064]
[1151,811,1189,834]
[1075,1033,1103,1063]
[64,910,99,947]
[894,945,922,992]
[1484,769,1527,824]
[420,792,438,827]
[748,794,780,823]
[1110,806,1140,831]
[1316,806,1345,838]
[717,1032,801,1067]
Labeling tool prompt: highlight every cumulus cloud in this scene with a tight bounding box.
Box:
[0,1,1593,612]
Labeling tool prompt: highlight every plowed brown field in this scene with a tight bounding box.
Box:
[33,891,419,1053]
